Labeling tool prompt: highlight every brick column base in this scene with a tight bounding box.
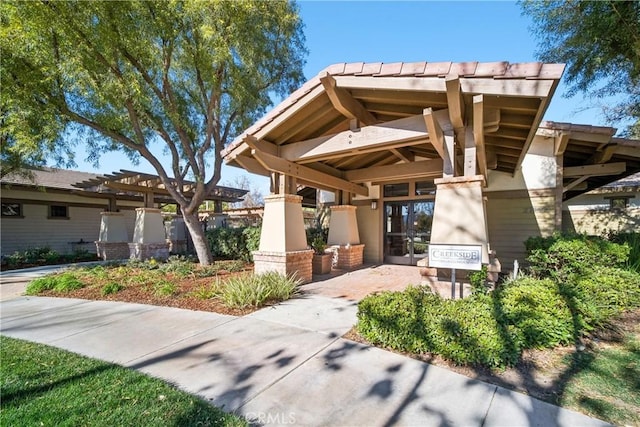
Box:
[330,244,364,270]
[95,241,130,261]
[128,242,170,261]
[253,250,314,284]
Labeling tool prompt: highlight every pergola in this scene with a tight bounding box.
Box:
[73,169,247,261]
[73,169,247,210]
[222,60,640,282]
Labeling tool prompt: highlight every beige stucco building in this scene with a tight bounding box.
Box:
[222,61,640,282]
[1,168,246,260]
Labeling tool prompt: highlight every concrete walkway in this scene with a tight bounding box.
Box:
[0,267,609,426]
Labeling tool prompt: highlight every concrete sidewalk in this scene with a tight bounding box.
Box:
[0,293,609,426]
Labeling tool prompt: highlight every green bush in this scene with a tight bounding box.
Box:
[220,272,300,309]
[26,272,84,295]
[495,277,575,348]
[608,231,640,272]
[525,233,629,280]
[568,267,640,330]
[357,287,521,367]
[469,266,489,295]
[206,226,261,262]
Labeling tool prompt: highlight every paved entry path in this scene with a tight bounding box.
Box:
[0,267,609,426]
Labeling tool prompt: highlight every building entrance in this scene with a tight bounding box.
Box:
[384,201,434,265]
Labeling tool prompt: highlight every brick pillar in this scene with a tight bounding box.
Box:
[252,194,313,283]
[327,205,364,270]
[95,212,129,260]
[129,208,169,261]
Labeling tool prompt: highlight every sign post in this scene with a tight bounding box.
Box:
[428,244,482,299]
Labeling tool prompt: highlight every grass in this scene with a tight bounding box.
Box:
[561,335,640,425]
[0,336,247,427]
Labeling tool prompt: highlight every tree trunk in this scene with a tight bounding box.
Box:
[182,211,213,265]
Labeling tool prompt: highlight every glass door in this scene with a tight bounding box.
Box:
[384,201,435,265]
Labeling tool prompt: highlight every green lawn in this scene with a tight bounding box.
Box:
[562,335,640,426]
[0,336,247,427]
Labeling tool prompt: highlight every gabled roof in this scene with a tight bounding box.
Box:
[223,60,564,193]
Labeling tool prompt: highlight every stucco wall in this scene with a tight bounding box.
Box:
[355,201,382,264]
[563,192,640,236]
[1,189,138,256]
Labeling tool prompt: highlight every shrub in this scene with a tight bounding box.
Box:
[357,287,522,367]
[495,277,575,348]
[101,282,124,295]
[220,272,300,309]
[469,266,489,295]
[26,272,84,295]
[525,233,629,280]
[158,256,196,277]
[608,231,640,272]
[190,282,222,300]
[568,267,640,330]
[206,226,261,262]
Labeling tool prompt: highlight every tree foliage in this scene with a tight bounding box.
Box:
[521,0,640,137]
[1,0,306,263]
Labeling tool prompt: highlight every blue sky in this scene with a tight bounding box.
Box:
[70,1,613,195]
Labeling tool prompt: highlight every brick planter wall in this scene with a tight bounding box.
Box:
[253,249,314,284]
[95,242,130,261]
[331,244,364,270]
[128,242,170,261]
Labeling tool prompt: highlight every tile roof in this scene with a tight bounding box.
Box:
[223,60,564,157]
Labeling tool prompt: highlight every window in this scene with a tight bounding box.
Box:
[383,183,409,197]
[49,204,69,219]
[1,202,22,217]
[415,181,436,196]
[609,197,629,210]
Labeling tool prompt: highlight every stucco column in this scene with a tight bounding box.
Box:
[327,205,364,269]
[95,211,129,260]
[327,205,360,245]
[253,194,313,283]
[98,212,128,242]
[430,175,490,264]
[129,207,169,261]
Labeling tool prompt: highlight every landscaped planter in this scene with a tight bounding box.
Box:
[312,253,332,275]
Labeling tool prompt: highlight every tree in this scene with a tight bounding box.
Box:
[225,175,264,209]
[521,0,640,137]
[1,0,306,264]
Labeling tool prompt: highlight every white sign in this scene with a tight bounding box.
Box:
[428,244,482,271]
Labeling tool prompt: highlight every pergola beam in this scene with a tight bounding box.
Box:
[554,132,571,156]
[320,72,377,126]
[423,108,454,177]
[251,149,369,196]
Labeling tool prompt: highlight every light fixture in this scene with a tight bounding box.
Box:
[371,200,378,210]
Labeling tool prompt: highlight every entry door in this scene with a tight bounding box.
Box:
[384,201,435,265]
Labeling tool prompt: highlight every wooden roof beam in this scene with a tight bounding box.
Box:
[279,114,430,163]
[320,72,377,126]
[554,132,571,155]
[423,108,454,177]
[445,75,465,131]
[564,162,626,178]
[344,159,443,183]
[473,95,489,179]
[251,149,368,196]
[390,147,415,163]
